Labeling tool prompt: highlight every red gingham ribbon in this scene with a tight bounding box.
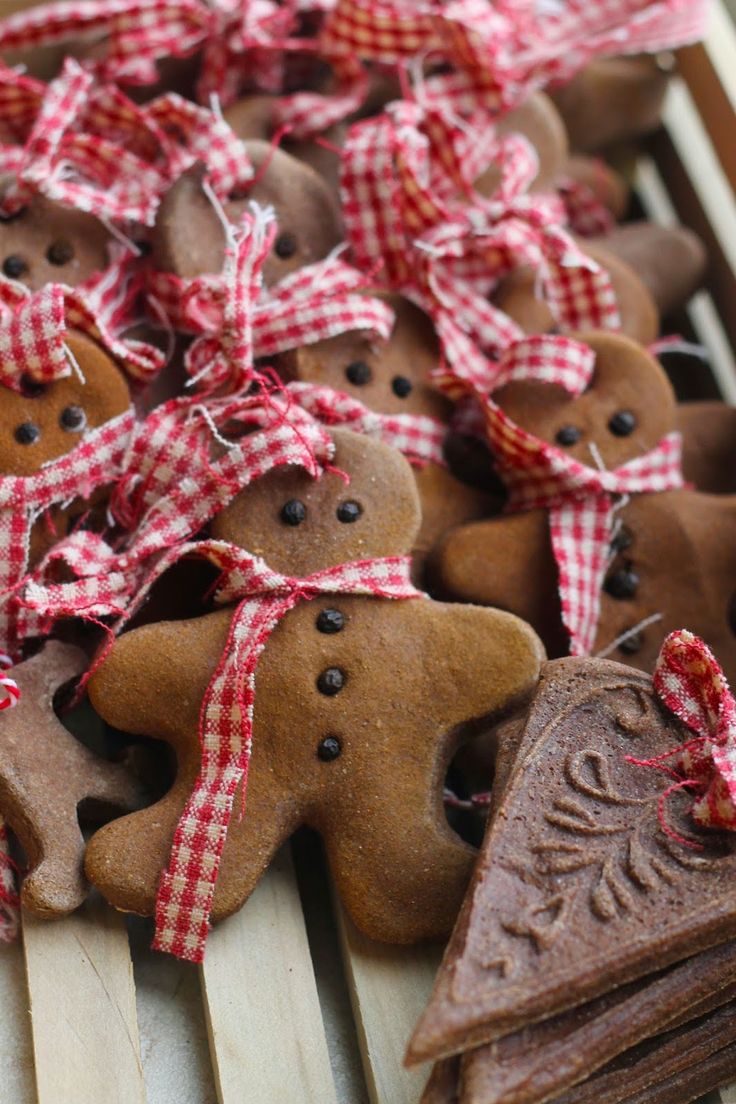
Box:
[625,630,736,837]
[23,396,335,633]
[151,547,422,961]
[556,175,616,239]
[148,208,394,395]
[320,0,710,118]
[287,381,447,466]
[0,256,164,389]
[477,336,684,656]
[0,409,135,658]
[341,101,619,397]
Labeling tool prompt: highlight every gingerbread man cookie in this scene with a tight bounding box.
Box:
[276,295,498,575]
[85,427,543,946]
[0,642,142,917]
[431,332,736,679]
[152,144,342,287]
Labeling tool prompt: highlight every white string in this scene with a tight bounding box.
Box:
[191,403,238,451]
[63,340,86,384]
[595,613,664,660]
[99,217,142,257]
[145,294,177,369]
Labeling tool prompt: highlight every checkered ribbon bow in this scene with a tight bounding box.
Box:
[341,101,619,398]
[321,0,710,119]
[287,381,446,466]
[151,547,422,961]
[0,409,135,658]
[149,206,394,396]
[0,257,165,389]
[478,335,684,656]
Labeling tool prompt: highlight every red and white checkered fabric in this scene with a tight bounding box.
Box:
[148,208,394,395]
[341,101,619,398]
[0,255,164,388]
[321,0,710,118]
[650,629,736,831]
[151,547,422,961]
[556,174,616,239]
[477,335,684,655]
[23,396,335,634]
[0,409,134,658]
[287,381,446,466]
[0,815,19,944]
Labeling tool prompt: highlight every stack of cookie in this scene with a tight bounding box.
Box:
[0,0,733,1100]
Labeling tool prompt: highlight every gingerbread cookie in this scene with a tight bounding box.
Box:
[85,427,543,945]
[679,400,736,493]
[558,155,630,222]
[0,188,110,291]
[0,642,142,917]
[431,332,736,678]
[408,655,736,1063]
[276,296,498,574]
[152,144,342,286]
[475,92,569,197]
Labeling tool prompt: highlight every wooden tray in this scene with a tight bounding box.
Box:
[2,3,736,1101]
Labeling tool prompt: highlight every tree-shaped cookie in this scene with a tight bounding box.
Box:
[276,295,497,575]
[432,331,736,681]
[85,427,544,954]
[0,641,142,917]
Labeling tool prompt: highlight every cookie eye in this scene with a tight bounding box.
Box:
[281,499,307,526]
[317,735,342,761]
[2,254,27,279]
[608,410,637,437]
[604,567,640,599]
[19,373,46,398]
[316,608,345,634]
[336,500,362,524]
[317,667,346,696]
[345,360,372,385]
[392,375,413,398]
[46,239,75,266]
[59,405,87,433]
[274,231,297,259]
[555,425,581,446]
[14,422,40,445]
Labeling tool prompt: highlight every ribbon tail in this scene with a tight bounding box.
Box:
[548,496,613,657]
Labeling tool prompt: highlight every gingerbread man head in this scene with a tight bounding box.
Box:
[152,142,342,287]
[433,332,736,680]
[85,426,544,947]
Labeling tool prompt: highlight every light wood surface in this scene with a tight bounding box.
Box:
[200,848,337,1104]
[337,906,441,1104]
[22,897,145,1104]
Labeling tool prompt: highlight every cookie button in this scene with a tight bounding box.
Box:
[316,609,345,634]
[14,422,40,445]
[281,499,307,526]
[346,360,372,385]
[555,425,581,446]
[3,255,27,279]
[608,410,637,437]
[336,501,362,523]
[317,735,342,761]
[317,667,346,695]
[392,375,413,398]
[59,405,87,432]
[604,568,640,599]
[618,630,644,655]
[46,239,75,266]
[274,231,298,259]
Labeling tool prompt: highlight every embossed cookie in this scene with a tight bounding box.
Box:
[407,656,736,1063]
[432,332,736,678]
[0,642,141,917]
[276,295,498,574]
[151,144,342,286]
[0,188,111,291]
[85,427,544,944]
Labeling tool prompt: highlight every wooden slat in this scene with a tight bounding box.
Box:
[22,897,145,1104]
[200,847,337,1104]
[337,907,441,1104]
[677,3,736,193]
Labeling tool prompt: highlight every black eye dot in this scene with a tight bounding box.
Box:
[619,630,644,656]
[14,421,40,445]
[274,231,297,259]
[392,375,413,398]
[604,567,640,600]
[2,254,27,279]
[336,500,362,524]
[345,360,372,386]
[59,405,87,432]
[46,239,75,265]
[608,410,637,437]
[316,608,345,634]
[281,499,307,526]
[609,525,633,556]
[555,425,581,447]
[19,373,46,398]
[317,735,342,762]
[317,667,346,696]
